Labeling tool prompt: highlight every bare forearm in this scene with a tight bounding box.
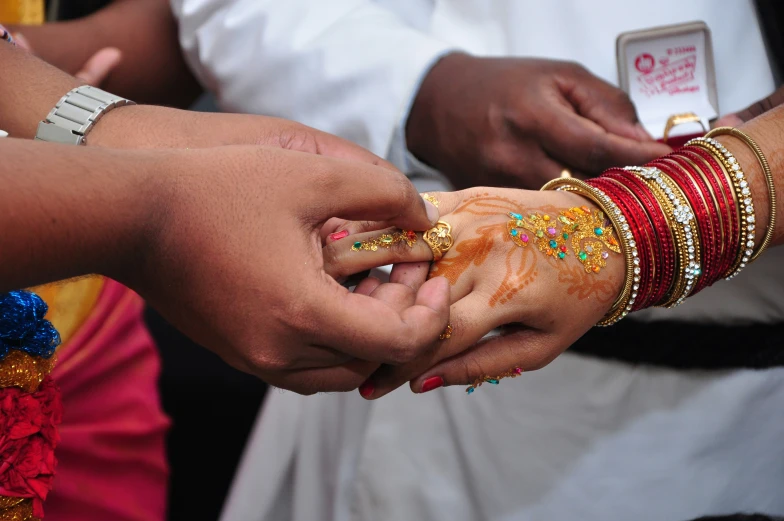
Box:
[0,41,81,138]
[0,138,162,291]
[8,0,201,107]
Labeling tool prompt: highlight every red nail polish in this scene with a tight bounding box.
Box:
[421,376,444,393]
[359,380,374,399]
[329,230,349,241]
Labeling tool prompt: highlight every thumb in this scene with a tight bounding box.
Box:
[310,157,440,231]
[714,114,744,128]
[727,86,784,124]
[75,47,122,86]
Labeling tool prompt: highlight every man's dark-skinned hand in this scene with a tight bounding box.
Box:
[406,53,671,189]
[715,85,784,127]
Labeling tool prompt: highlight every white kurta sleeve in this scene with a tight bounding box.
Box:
[170,0,456,167]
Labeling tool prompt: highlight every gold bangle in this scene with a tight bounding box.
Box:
[624,166,701,307]
[705,127,776,263]
[542,177,637,325]
[687,137,754,279]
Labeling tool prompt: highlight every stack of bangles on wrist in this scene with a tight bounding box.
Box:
[543,127,776,326]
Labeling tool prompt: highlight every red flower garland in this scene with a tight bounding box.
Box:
[0,377,61,518]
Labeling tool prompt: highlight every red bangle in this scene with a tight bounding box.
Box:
[589,176,653,310]
[684,145,740,278]
[650,157,715,295]
[677,149,731,265]
[601,170,672,308]
[597,175,657,310]
[603,169,676,307]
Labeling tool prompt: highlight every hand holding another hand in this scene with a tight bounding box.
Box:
[323,187,626,398]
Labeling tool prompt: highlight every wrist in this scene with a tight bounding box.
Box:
[86,104,168,149]
[85,148,170,285]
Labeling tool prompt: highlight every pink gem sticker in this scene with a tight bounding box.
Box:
[601,251,609,259]
[521,234,529,243]
[547,227,557,236]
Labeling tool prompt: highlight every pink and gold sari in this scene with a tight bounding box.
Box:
[33,277,169,521]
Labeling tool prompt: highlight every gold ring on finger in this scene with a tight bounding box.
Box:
[423,220,453,261]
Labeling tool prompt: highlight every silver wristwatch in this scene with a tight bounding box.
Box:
[34,86,135,146]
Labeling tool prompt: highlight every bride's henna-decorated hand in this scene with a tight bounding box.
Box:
[323,187,626,399]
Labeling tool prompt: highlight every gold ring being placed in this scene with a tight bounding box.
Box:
[423,221,453,261]
[560,169,572,179]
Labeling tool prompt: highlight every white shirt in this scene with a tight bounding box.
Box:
[174,0,784,325]
[171,2,784,521]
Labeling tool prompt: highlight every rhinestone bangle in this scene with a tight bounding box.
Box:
[688,137,754,279]
[705,127,776,263]
[624,166,701,307]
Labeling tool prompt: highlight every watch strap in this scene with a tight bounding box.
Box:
[35,86,135,146]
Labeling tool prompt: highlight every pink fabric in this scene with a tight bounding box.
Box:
[45,279,169,521]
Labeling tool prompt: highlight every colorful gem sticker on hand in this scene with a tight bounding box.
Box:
[506,207,620,273]
[558,206,621,273]
[466,366,524,395]
[507,212,568,259]
[351,230,417,252]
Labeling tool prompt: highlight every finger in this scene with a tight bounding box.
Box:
[563,73,649,142]
[312,276,450,365]
[303,156,440,231]
[353,276,382,296]
[309,129,401,173]
[540,105,670,173]
[74,47,122,86]
[11,32,31,51]
[266,358,380,395]
[322,227,433,280]
[714,114,744,128]
[731,87,784,123]
[369,282,417,313]
[409,327,564,392]
[389,261,430,292]
[365,292,513,399]
[322,191,465,244]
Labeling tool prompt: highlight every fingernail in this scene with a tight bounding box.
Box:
[635,123,653,141]
[329,230,349,241]
[420,376,444,393]
[424,199,439,226]
[12,32,30,51]
[359,380,374,399]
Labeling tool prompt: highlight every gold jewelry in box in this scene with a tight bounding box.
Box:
[662,112,707,143]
